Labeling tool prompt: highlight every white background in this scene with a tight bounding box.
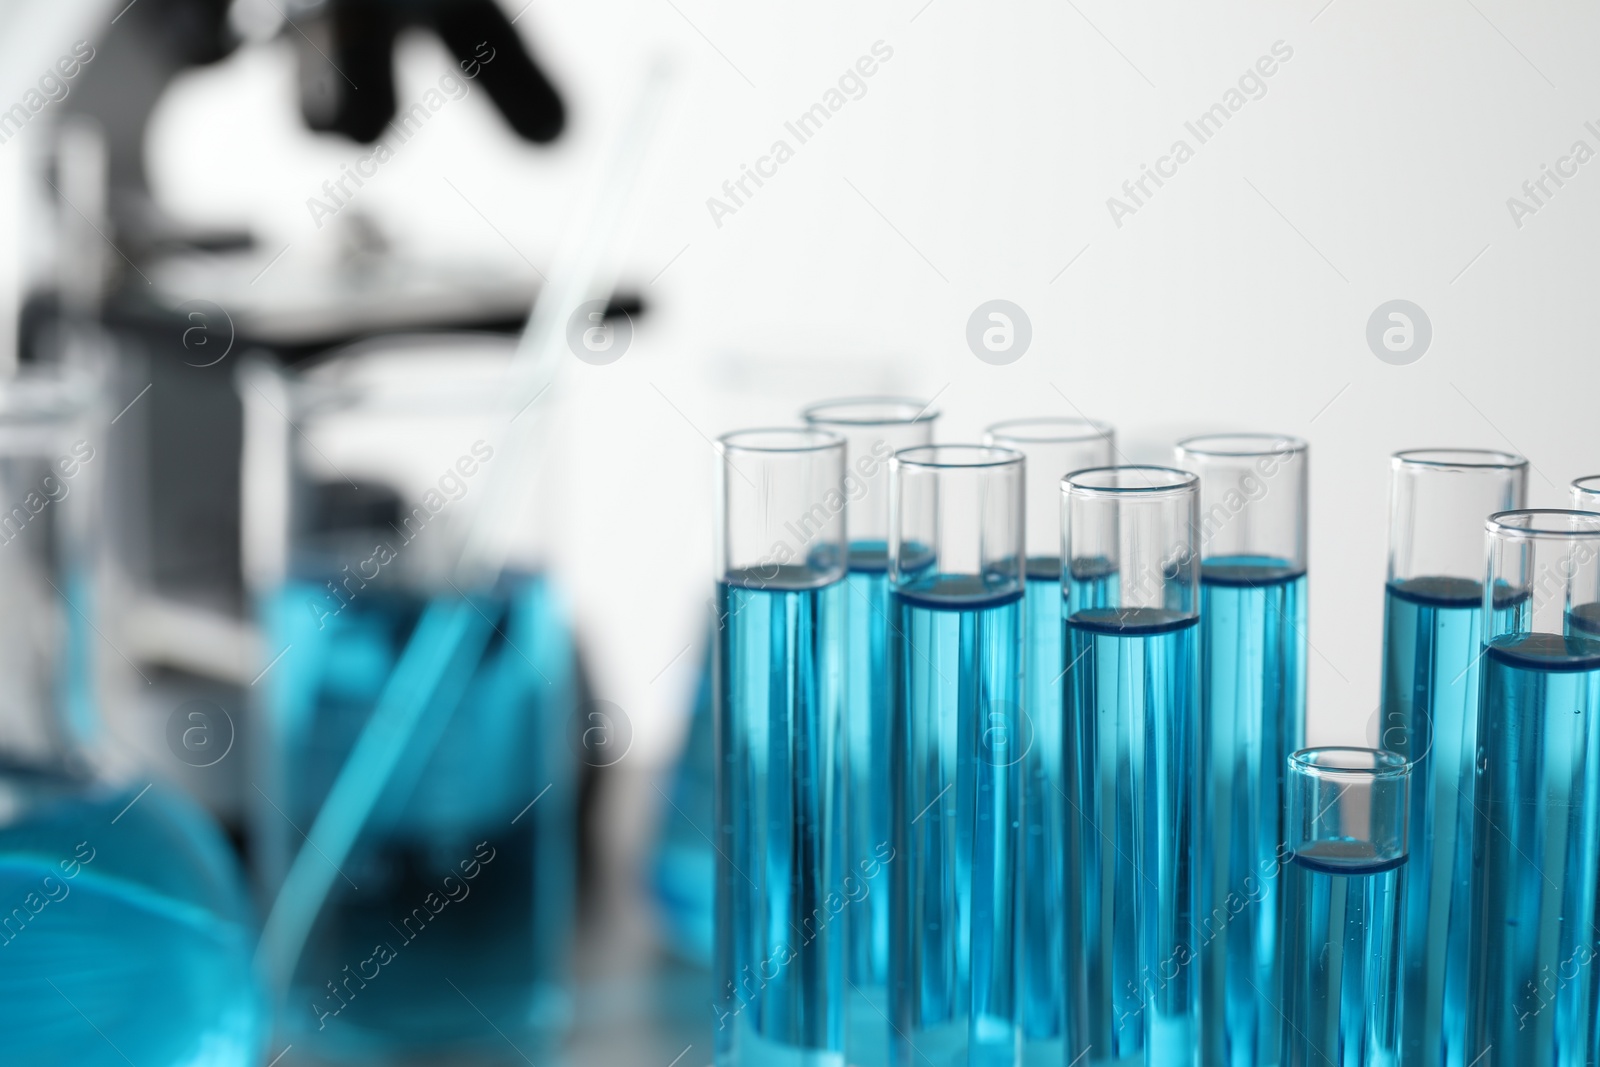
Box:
[3,0,1599,766]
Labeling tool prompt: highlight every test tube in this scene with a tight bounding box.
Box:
[1573,474,1600,512]
[1379,449,1526,1066]
[888,445,1025,1067]
[1280,747,1409,1067]
[983,416,1114,1062]
[1174,433,1307,1067]
[803,398,938,1064]
[1060,466,1200,1066]
[714,428,848,1067]
[1468,510,1600,1063]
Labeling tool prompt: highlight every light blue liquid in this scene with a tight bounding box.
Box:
[1381,577,1525,1067]
[1468,628,1600,1065]
[1021,561,1066,1066]
[1280,843,1404,1067]
[257,573,576,1060]
[715,570,847,1067]
[1199,557,1306,1067]
[889,576,1022,1067]
[843,544,896,1065]
[0,775,266,1066]
[1024,563,1062,1062]
[654,641,716,965]
[1062,605,1200,1067]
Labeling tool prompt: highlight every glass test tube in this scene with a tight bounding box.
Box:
[1573,474,1600,512]
[983,417,1114,1065]
[1174,433,1307,1067]
[1379,449,1526,1067]
[1060,466,1201,1066]
[804,398,938,1066]
[714,428,849,1067]
[1467,511,1600,1064]
[888,446,1025,1067]
[1280,748,1409,1067]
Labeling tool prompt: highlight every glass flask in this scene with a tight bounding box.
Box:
[1379,449,1526,1067]
[238,334,579,1061]
[1174,432,1307,1067]
[0,364,267,1066]
[983,416,1114,1067]
[713,427,848,1067]
[1060,465,1201,1067]
[888,445,1025,1067]
[1280,747,1408,1067]
[1467,510,1600,1065]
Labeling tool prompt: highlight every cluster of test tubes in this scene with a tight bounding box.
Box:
[711,399,1600,1067]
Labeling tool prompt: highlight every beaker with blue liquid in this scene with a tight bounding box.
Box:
[0,365,266,1065]
[239,335,579,1061]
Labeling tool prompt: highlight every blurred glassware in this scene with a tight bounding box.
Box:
[0,363,266,1066]
[651,640,716,965]
[239,333,579,1061]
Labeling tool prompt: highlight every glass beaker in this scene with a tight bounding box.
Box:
[239,334,578,1060]
[983,416,1114,1066]
[1468,510,1600,1064]
[0,364,266,1065]
[1174,432,1307,1067]
[1379,448,1526,1067]
[889,445,1025,1067]
[1060,465,1201,1067]
[1280,747,1409,1067]
[713,427,848,1067]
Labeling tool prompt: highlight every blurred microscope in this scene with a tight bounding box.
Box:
[13,0,638,828]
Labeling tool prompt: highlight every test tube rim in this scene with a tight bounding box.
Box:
[1485,508,1600,540]
[717,426,846,455]
[1390,447,1527,472]
[1062,464,1198,497]
[893,444,1023,470]
[1288,745,1409,782]
[1571,474,1600,501]
[1175,431,1306,459]
[984,415,1114,445]
[802,396,940,427]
